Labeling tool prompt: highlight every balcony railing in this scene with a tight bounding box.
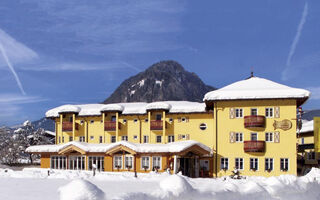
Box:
[244,141,265,152]
[244,115,265,128]
[104,121,120,131]
[62,122,79,132]
[150,120,163,130]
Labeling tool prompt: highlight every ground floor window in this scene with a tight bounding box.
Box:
[307,152,315,160]
[250,158,258,171]
[69,156,86,170]
[99,136,103,143]
[143,136,149,143]
[111,136,116,143]
[114,155,122,169]
[280,158,289,171]
[79,136,85,142]
[88,156,104,171]
[156,136,162,143]
[235,158,243,170]
[168,135,174,143]
[152,156,161,170]
[50,156,67,169]
[121,136,128,141]
[125,156,133,169]
[265,158,273,171]
[141,156,150,170]
[220,158,228,170]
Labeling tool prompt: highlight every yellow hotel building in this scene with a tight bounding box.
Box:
[27,76,310,177]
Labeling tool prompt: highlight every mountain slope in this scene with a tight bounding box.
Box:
[103,60,216,103]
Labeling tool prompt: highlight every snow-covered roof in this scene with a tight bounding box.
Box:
[49,105,81,115]
[100,104,124,112]
[146,102,171,110]
[26,140,212,154]
[299,120,314,134]
[45,101,206,118]
[204,77,310,104]
[44,130,56,137]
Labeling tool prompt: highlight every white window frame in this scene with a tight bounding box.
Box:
[113,155,123,169]
[143,135,149,144]
[265,107,274,118]
[79,136,85,142]
[235,132,243,142]
[68,155,86,171]
[251,108,258,116]
[265,158,274,171]
[220,158,229,170]
[156,135,162,143]
[141,156,150,170]
[199,123,207,130]
[235,108,243,118]
[265,132,273,142]
[90,120,94,124]
[152,156,162,170]
[235,158,244,170]
[133,135,138,140]
[50,155,67,170]
[111,136,116,143]
[280,158,289,171]
[250,158,259,171]
[125,155,134,169]
[121,136,128,141]
[251,132,258,141]
[181,117,186,122]
[133,119,138,123]
[88,156,104,171]
[168,135,174,143]
[90,136,94,140]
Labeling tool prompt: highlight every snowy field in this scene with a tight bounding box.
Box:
[0,168,320,200]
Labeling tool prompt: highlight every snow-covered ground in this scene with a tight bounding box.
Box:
[0,168,320,200]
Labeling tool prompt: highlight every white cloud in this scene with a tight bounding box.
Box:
[0,29,38,67]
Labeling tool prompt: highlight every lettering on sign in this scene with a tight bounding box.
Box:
[273,119,292,131]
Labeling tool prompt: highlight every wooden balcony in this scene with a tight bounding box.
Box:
[150,120,163,130]
[104,121,120,131]
[62,122,79,132]
[244,115,265,128]
[244,141,265,152]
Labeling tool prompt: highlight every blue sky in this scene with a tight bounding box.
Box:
[0,0,319,125]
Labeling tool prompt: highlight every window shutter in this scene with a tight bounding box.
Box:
[274,132,280,143]
[230,108,235,119]
[186,117,189,122]
[178,134,182,140]
[229,132,235,143]
[274,107,280,118]
[178,117,181,122]
[186,134,190,140]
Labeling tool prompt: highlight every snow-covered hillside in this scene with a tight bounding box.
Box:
[0,168,320,200]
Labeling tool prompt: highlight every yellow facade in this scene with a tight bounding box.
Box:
[47,98,300,177]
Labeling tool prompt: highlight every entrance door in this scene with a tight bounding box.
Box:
[179,157,199,177]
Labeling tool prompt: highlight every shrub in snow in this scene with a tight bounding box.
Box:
[58,179,105,200]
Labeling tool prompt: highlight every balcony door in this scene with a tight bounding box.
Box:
[111,115,116,122]
[156,114,162,121]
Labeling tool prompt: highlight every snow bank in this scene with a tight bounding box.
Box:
[159,174,194,196]
[204,76,310,101]
[299,120,313,133]
[58,179,105,200]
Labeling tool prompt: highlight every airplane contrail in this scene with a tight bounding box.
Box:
[286,2,308,67]
[0,40,26,95]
